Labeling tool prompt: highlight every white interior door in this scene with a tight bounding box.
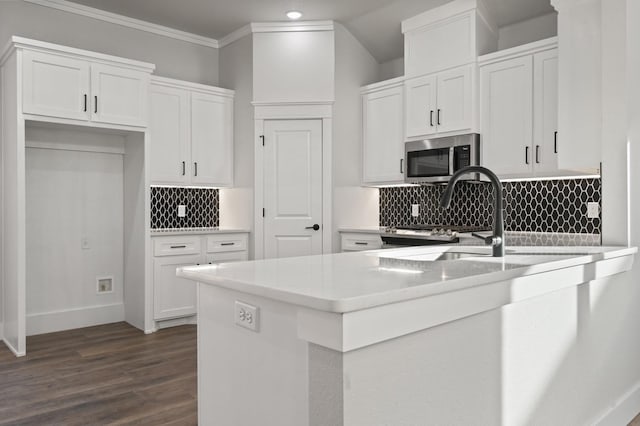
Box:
[263,120,323,259]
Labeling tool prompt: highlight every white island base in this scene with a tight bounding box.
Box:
[180,245,640,425]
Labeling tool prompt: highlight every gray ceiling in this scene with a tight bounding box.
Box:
[66,0,555,62]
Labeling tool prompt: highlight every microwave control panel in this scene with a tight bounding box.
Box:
[454,145,471,170]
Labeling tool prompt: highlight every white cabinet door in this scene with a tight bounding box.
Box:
[22,51,90,121]
[436,65,473,134]
[363,85,404,184]
[91,63,149,127]
[405,74,437,138]
[149,85,190,185]
[153,254,201,320]
[191,92,234,187]
[405,12,474,78]
[533,49,559,174]
[481,56,533,176]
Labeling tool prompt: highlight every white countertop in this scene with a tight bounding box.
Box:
[178,245,634,314]
[151,227,250,236]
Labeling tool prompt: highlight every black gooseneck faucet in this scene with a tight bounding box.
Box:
[440,166,505,257]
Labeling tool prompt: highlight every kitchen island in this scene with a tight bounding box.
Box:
[179,245,638,425]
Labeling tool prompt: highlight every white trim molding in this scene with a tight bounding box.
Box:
[26,303,125,336]
[23,0,220,48]
[219,21,336,48]
[253,102,333,260]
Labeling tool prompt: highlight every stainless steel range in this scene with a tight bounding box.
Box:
[381,225,492,247]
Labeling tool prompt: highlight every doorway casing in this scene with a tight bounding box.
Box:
[253,101,333,260]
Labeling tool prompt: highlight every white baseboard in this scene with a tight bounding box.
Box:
[155,315,197,330]
[594,381,640,426]
[27,303,125,336]
[2,338,25,357]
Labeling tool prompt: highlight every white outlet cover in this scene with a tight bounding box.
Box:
[411,204,420,217]
[178,205,186,218]
[587,202,599,219]
[235,301,259,332]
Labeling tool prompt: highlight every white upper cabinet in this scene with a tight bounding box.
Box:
[90,64,149,127]
[362,78,405,185]
[149,77,234,188]
[480,56,534,176]
[479,38,559,178]
[191,92,234,186]
[405,64,474,139]
[402,0,497,78]
[533,49,559,174]
[22,51,90,121]
[435,66,474,134]
[405,75,437,138]
[19,39,154,128]
[149,84,190,185]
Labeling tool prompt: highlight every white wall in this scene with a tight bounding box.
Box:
[332,24,381,253]
[253,31,335,103]
[219,35,255,257]
[0,0,219,85]
[25,127,125,335]
[378,57,404,81]
[498,12,558,51]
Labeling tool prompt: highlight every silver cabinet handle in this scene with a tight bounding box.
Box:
[437,109,441,125]
[525,146,530,165]
[170,245,187,249]
[194,162,198,177]
[94,96,98,114]
[535,145,541,164]
[83,94,87,112]
[430,110,434,127]
[355,242,368,246]
[182,161,186,176]
[221,242,235,246]
[554,131,558,154]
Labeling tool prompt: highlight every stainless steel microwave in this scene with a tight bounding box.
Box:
[404,134,481,184]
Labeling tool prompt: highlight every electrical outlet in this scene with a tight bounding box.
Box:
[411,204,420,217]
[587,202,599,219]
[178,205,186,218]
[235,301,259,332]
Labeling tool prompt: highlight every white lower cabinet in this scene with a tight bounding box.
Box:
[340,232,383,252]
[153,254,200,320]
[152,233,249,324]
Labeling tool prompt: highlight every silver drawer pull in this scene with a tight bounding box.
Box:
[355,242,368,246]
[221,242,235,246]
[170,245,187,249]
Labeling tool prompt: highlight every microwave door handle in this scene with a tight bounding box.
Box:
[449,147,455,175]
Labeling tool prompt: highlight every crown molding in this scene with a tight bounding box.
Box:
[218,24,253,48]
[23,0,220,48]
[218,21,335,48]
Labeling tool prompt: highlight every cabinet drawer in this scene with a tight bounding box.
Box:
[153,236,202,257]
[341,233,383,252]
[205,251,249,264]
[207,234,248,253]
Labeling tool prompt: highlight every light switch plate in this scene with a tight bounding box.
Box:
[587,202,599,219]
[178,205,186,218]
[411,204,420,217]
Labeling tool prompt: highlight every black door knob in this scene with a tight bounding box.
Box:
[305,224,320,231]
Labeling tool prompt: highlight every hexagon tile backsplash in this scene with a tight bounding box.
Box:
[380,178,601,234]
[151,187,219,229]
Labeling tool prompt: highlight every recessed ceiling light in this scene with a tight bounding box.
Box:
[286,10,303,20]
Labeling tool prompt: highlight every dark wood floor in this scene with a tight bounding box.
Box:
[0,322,197,425]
